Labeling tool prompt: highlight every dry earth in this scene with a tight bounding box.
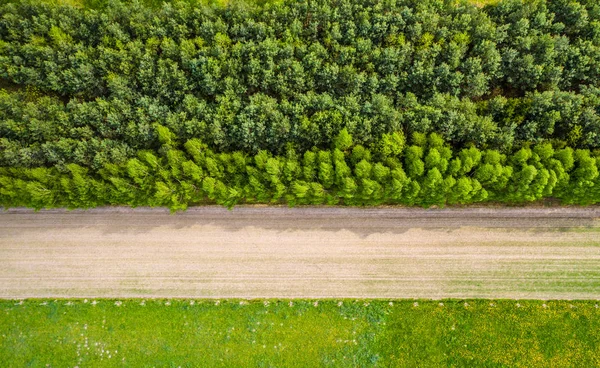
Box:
[1,207,600,299]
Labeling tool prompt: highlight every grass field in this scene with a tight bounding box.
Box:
[1,299,599,367]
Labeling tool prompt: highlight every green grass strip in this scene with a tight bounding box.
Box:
[1,299,599,367]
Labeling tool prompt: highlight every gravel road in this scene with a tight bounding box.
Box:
[1,206,600,299]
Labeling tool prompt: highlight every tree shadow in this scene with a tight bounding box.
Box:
[2,206,599,239]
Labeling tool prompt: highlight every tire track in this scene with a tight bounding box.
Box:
[1,206,599,299]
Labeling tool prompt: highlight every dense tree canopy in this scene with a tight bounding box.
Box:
[1,0,599,209]
[1,129,599,210]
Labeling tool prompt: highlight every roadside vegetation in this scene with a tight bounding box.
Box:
[1,0,600,209]
[2,130,599,210]
[1,299,599,367]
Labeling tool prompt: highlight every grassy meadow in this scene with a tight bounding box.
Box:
[1,299,599,367]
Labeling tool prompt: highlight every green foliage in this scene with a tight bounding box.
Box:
[333,128,353,151]
[1,0,600,209]
[2,134,599,210]
[376,131,406,159]
[155,124,177,147]
[1,0,600,170]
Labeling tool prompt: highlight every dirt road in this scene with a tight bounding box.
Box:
[1,207,600,299]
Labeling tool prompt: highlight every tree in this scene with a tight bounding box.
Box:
[376,131,405,159]
[404,146,425,178]
[334,128,353,151]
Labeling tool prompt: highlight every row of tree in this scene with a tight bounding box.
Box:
[2,130,598,210]
[2,86,600,171]
[1,0,597,99]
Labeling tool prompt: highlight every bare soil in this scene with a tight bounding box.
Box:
[1,206,599,299]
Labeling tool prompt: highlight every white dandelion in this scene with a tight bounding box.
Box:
[413,302,419,307]
[83,299,88,304]
[389,302,394,306]
[215,300,220,306]
[165,301,171,306]
[114,301,122,307]
[190,301,195,306]
[263,301,269,307]
[288,301,293,307]
[439,302,444,307]
[338,301,343,307]
[91,301,97,306]
[313,301,319,307]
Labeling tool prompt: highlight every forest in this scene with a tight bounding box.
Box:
[1,0,600,210]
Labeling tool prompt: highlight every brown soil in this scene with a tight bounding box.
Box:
[1,206,599,299]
